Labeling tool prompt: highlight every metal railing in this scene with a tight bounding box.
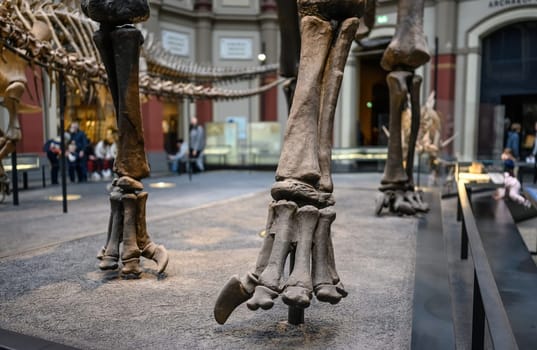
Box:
[457,180,518,350]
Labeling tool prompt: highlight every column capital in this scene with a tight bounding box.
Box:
[194,0,212,12]
[260,0,277,13]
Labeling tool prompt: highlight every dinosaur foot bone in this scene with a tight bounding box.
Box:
[375,189,429,216]
[214,197,346,324]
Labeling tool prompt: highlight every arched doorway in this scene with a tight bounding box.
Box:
[478,20,537,159]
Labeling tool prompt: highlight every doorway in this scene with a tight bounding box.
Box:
[358,55,389,146]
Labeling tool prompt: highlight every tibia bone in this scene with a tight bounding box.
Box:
[380,71,413,190]
[275,16,333,186]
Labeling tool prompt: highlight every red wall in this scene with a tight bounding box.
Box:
[431,54,456,154]
[141,96,164,152]
[195,99,213,125]
[261,73,278,122]
[17,68,44,154]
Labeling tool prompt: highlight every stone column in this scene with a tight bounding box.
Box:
[194,0,213,124]
[260,0,279,121]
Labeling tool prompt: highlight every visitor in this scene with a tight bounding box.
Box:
[168,139,188,174]
[189,116,205,172]
[43,136,62,185]
[69,121,89,182]
[505,122,521,159]
[94,134,117,181]
[66,140,79,183]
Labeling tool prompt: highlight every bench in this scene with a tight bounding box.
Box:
[2,153,45,189]
[331,147,387,172]
[204,146,230,165]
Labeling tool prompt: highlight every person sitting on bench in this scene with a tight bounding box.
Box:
[168,139,188,174]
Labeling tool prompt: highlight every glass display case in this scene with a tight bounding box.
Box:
[204,121,281,166]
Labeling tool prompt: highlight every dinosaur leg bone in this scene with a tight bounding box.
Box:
[381,71,412,190]
[312,206,347,303]
[282,205,319,308]
[137,191,169,274]
[98,188,123,270]
[405,75,423,185]
[214,2,362,324]
[247,200,298,310]
[109,26,150,180]
[274,16,333,187]
[120,193,142,277]
[380,0,429,71]
[378,72,415,215]
[318,17,359,193]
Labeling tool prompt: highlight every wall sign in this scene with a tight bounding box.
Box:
[162,30,190,56]
[219,38,253,60]
[488,0,537,8]
[222,0,250,6]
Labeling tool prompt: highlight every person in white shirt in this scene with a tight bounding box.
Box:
[94,135,117,180]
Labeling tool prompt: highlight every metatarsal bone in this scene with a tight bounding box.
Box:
[99,190,123,270]
[312,206,346,303]
[258,201,298,291]
[135,191,150,250]
[318,17,359,193]
[275,16,333,186]
[282,205,319,308]
[253,201,277,276]
[120,193,141,276]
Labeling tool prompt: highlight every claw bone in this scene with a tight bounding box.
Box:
[214,273,259,324]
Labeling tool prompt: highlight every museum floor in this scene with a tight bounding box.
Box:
[0,170,535,349]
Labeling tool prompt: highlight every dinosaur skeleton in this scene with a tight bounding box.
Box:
[0,0,283,102]
[0,0,52,182]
